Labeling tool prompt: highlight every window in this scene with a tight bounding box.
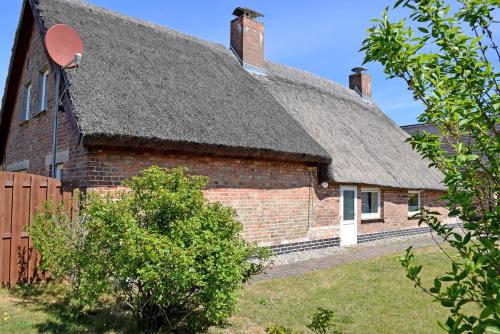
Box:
[408,191,420,216]
[361,188,381,219]
[21,82,32,121]
[37,67,49,113]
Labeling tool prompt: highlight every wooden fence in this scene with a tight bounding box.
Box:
[0,172,78,287]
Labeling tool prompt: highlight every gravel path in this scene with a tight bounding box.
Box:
[254,232,443,282]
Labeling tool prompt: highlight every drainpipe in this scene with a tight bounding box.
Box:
[50,67,61,178]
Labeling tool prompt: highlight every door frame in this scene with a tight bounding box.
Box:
[340,185,358,246]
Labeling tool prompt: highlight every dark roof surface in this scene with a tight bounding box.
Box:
[36,0,330,163]
[402,123,500,159]
[402,124,455,155]
[1,0,446,190]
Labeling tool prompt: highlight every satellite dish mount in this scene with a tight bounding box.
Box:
[44,24,84,178]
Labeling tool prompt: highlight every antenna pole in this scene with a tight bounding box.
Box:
[50,66,61,178]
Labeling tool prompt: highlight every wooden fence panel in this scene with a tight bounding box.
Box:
[0,172,78,287]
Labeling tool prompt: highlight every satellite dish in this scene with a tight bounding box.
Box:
[45,24,84,68]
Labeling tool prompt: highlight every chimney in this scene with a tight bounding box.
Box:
[349,67,372,98]
[230,7,265,75]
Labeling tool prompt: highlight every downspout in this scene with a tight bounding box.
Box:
[50,67,61,177]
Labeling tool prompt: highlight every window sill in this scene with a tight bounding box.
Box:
[408,214,421,220]
[32,109,48,118]
[361,218,384,223]
[19,119,30,125]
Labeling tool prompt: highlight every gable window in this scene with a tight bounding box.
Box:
[21,82,32,121]
[37,67,50,113]
[361,188,380,220]
[408,191,421,217]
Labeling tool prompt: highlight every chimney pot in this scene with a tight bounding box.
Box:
[349,67,372,98]
[230,7,265,75]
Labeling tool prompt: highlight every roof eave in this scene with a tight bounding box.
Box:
[81,134,332,165]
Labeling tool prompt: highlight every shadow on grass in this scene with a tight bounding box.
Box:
[11,284,140,334]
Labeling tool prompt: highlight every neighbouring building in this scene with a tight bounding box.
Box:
[0,0,452,253]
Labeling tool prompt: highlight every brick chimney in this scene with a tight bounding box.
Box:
[230,7,265,75]
[349,67,372,98]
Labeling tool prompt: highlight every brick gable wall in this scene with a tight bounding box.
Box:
[3,24,82,179]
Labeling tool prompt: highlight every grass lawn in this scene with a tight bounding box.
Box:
[0,245,452,333]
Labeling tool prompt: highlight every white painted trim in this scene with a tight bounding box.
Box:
[22,82,32,121]
[38,67,50,112]
[408,190,421,217]
[340,185,358,246]
[6,159,30,172]
[361,187,381,220]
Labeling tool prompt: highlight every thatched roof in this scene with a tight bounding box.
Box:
[1,0,446,190]
[34,0,330,164]
[260,63,445,190]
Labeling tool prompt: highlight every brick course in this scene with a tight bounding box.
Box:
[82,148,448,246]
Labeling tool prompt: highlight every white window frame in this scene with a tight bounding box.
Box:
[38,67,49,113]
[361,187,381,220]
[408,191,421,217]
[22,82,32,121]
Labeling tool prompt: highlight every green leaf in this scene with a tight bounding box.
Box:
[480,307,493,319]
[485,325,500,334]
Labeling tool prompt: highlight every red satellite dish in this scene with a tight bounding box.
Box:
[45,24,84,68]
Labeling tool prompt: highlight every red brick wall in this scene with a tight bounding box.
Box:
[82,148,448,246]
[3,24,81,178]
[357,188,448,235]
[83,148,338,246]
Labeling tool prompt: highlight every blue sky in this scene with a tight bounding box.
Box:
[0,0,424,125]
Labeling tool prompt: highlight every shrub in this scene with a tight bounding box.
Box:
[307,307,336,334]
[29,166,268,332]
[28,200,96,304]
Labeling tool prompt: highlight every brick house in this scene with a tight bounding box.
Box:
[0,0,451,253]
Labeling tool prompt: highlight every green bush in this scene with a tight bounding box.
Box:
[307,307,337,334]
[28,199,98,305]
[29,166,268,332]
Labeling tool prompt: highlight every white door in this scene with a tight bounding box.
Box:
[340,185,357,246]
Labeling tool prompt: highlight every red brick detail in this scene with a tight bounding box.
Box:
[349,72,372,97]
[230,16,264,69]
